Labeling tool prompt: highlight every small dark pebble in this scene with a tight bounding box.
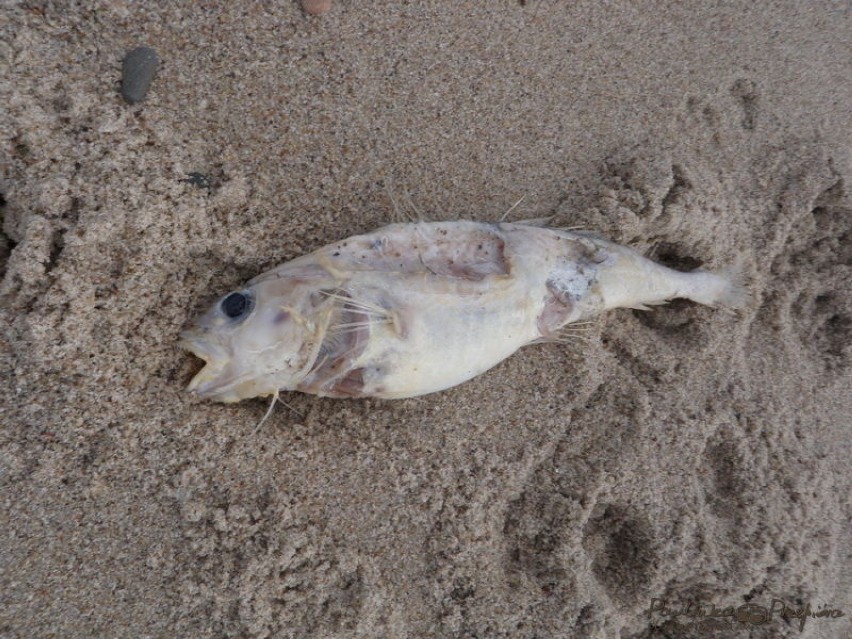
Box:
[179,172,212,189]
[121,46,160,104]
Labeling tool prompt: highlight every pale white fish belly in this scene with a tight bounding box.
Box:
[350,282,544,399]
[329,223,578,398]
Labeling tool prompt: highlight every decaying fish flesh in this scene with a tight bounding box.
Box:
[181,221,746,402]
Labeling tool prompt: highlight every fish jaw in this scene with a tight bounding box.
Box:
[181,330,286,403]
[180,330,239,400]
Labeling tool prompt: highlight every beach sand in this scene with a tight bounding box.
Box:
[1,2,850,637]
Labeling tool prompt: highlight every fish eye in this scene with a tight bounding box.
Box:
[220,291,252,320]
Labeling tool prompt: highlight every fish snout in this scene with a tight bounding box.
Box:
[180,330,234,396]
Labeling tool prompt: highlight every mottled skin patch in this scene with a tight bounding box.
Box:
[324,224,509,282]
[537,241,604,337]
[537,283,576,338]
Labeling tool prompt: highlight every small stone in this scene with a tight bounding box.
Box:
[301,0,332,16]
[180,172,212,190]
[121,46,160,104]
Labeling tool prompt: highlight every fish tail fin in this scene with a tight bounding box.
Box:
[685,261,749,309]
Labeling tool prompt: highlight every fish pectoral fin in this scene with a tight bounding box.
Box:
[626,299,670,311]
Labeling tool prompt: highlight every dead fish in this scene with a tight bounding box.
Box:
[181,220,746,403]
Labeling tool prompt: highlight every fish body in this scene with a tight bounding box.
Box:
[181,221,745,402]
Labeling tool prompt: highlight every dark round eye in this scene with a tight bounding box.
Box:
[221,291,250,319]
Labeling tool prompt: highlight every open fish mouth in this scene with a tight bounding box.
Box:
[180,331,236,397]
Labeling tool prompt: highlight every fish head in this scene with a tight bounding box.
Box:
[180,277,326,403]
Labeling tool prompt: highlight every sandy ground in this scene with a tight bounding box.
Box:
[1,2,851,638]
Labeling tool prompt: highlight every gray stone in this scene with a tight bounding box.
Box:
[121,46,160,104]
